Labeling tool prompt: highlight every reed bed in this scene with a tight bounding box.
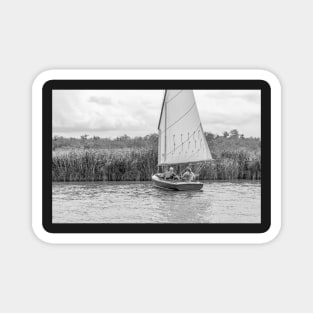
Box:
[199,151,261,180]
[52,148,261,182]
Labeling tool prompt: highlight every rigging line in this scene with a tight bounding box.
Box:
[164,123,202,156]
[195,162,205,175]
[160,101,196,134]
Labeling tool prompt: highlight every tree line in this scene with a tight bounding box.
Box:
[52,130,260,158]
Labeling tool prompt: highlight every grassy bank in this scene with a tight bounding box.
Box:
[53,148,157,182]
[52,148,261,182]
[52,132,261,181]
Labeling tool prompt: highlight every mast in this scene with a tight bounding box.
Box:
[164,90,167,162]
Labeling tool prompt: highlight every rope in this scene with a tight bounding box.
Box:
[195,162,205,175]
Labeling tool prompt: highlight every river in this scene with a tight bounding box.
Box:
[52,180,261,223]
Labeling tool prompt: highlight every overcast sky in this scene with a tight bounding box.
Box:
[52,90,261,138]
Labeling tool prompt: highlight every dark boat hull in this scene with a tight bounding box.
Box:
[151,174,203,191]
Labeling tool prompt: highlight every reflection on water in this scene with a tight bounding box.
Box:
[52,181,261,223]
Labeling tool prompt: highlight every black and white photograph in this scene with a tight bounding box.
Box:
[5,0,313,310]
[52,88,261,224]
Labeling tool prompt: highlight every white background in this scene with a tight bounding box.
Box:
[0,0,311,312]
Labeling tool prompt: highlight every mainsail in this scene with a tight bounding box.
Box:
[158,90,212,166]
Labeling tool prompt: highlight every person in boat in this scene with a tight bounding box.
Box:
[164,167,179,180]
[181,167,195,181]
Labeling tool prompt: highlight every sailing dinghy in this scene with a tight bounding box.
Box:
[152,90,213,191]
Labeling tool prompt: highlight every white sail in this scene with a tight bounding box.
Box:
[158,90,212,166]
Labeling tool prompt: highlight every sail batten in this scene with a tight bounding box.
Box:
[157,90,212,166]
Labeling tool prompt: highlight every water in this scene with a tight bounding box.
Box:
[52,181,261,223]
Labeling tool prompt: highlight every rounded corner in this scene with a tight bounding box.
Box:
[258,221,281,244]
[32,221,55,244]
[257,69,282,91]
[32,69,57,91]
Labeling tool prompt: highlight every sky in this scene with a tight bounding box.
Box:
[52,89,261,138]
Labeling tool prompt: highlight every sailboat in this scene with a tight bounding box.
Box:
[152,90,213,191]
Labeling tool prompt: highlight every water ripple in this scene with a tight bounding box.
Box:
[52,181,260,223]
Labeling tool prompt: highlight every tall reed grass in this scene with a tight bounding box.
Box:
[199,151,261,180]
[52,148,261,182]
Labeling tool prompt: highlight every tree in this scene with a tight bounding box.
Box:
[80,134,90,149]
[229,129,239,139]
[223,131,229,138]
[80,134,89,141]
[205,132,215,142]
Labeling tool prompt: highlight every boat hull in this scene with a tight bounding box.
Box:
[151,174,203,191]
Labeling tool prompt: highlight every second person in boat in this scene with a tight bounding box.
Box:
[181,167,195,181]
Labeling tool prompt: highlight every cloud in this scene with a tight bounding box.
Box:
[204,90,260,101]
[53,90,260,138]
[53,90,163,136]
[195,90,260,137]
[88,96,113,105]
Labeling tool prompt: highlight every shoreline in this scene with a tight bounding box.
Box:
[52,178,261,183]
